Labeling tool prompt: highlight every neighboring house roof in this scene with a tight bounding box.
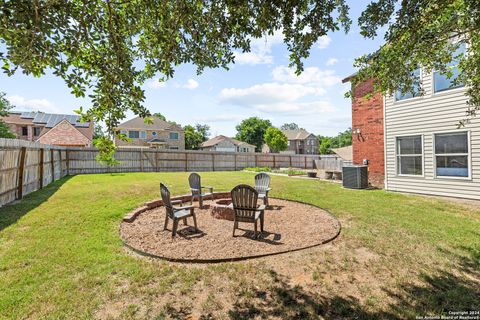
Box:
[5,111,90,128]
[117,116,182,131]
[3,111,93,141]
[201,135,255,148]
[342,72,358,83]
[36,119,91,146]
[282,129,315,140]
[331,146,353,161]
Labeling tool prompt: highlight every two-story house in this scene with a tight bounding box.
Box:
[1,111,93,147]
[200,135,255,153]
[115,116,185,150]
[344,41,480,200]
[282,129,319,154]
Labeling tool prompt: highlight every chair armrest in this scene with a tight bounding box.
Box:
[257,204,266,211]
[202,186,214,192]
[265,188,271,191]
[173,205,195,211]
[171,200,183,206]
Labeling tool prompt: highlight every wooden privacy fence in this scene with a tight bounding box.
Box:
[0,139,68,207]
[314,156,352,172]
[0,139,327,207]
[67,148,322,174]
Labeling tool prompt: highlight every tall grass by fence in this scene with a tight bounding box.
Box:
[0,138,343,207]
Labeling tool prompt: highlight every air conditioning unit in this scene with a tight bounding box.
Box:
[342,165,368,189]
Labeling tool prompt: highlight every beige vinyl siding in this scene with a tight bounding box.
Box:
[385,69,480,200]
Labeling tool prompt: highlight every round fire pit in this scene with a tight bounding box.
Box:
[211,198,234,221]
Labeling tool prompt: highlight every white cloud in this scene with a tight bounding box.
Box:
[326,58,339,66]
[220,82,325,106]
[317,35,331,50]
[233,30,284,65]
[183,79,199,90]
[219,63,342,117]
[272,65,341,86]
[147,78,167,89]
[7,95,60,113]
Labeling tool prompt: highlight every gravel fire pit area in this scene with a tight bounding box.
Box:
[121,197,340,263]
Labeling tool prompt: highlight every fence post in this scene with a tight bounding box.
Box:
[212,154,215,171]
[255,154,258,167]
[39,148,44,189]
[51,149,55,182]
[155,150,159,172]
[234,153,237,171]
[17,147,27,199]
[65,149,70,176]
[185,152,188,171]
[140,148,144,172]
[304,156,307,169]
[289,156,292,168]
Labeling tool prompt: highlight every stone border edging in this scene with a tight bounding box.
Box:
[120,196,341,264]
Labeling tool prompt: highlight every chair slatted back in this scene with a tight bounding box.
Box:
[231,184,258,221]
[189,173,201,193]
[160,183,174,218]
[255,172,270,193]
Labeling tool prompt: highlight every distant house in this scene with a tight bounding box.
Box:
[1,111,93,147]
[282,129,319,154]
[115,116,185,150]
[200,135,255,153]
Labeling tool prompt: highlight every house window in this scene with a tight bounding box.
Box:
[140,131,146,139]
[434,132,469,177]
[120,130,127,136]
[169,146,179,150]
[434,42,466,93]
[128,131,139,139]
[287,141,290,146]
[22,126,28,136]
[395,68,421,101]
[33,127,41,136]
[152,131,157,137]
[396,135,423,175]
[169,132,179,140]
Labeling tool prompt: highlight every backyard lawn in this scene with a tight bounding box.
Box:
[0,172,479,319]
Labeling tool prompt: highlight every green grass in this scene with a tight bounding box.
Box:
[0,172,479,319]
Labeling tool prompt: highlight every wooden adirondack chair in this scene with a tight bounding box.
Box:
[254,172,271,205]
[189,173,213,208]
[161,183,198,237]
[231,184,265,238]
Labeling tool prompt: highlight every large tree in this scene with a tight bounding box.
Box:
[280,123,300,131]
[0,92,15,138]
[0,1,350,159]
[318,128,352,154]
[353,0,480,126]
[264,127,288,153]
[235,117,272,152]
[184,124,210,150]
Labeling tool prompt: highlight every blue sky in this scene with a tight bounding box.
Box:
[1,2,385,137]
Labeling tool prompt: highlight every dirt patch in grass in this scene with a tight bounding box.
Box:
[120,198,340,262]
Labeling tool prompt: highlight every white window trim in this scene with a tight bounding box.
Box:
[433,130,472,180]
[395,134,425,178]
[393,68,424,104]
[169,132,179,140]
[128,130,140,139]
[431,41,468,96]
